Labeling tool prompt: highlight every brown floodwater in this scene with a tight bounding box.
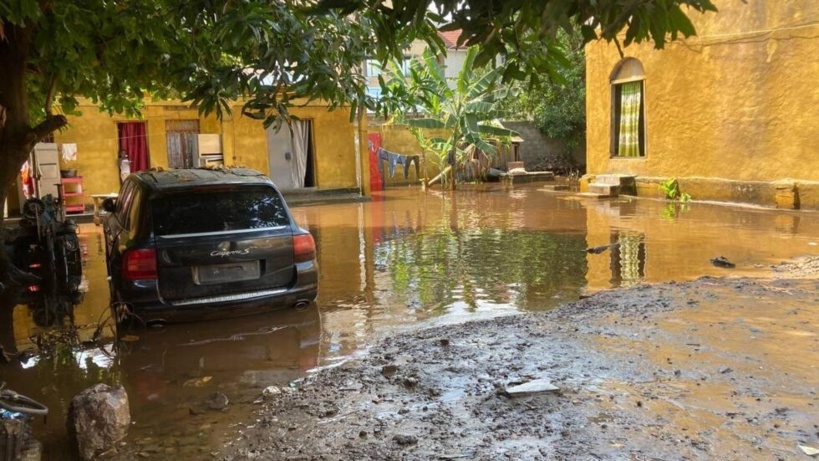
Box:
[2,184,818,459]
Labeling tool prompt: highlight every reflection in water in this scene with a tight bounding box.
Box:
[3,185,819,458]
[609,232,646,288]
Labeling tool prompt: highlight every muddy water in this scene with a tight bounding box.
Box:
[2,184,819,459]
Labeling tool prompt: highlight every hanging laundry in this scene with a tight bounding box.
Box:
[20,161,34,198]
[401,155,421,179]
[377,148,400,178]
[377,148,420,179]
[62,143,78,162]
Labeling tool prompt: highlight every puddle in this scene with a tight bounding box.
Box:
[3,184,819,458]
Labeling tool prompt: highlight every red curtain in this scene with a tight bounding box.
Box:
[119,122,150,172]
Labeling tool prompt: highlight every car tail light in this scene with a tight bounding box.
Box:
[293,233,316,263]
[123,248,157,280]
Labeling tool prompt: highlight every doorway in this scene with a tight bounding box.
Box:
[117,122,150,172]
[166,120,200,168]
[266,120,315,189]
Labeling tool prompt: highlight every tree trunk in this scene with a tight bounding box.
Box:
[0,22,68,323]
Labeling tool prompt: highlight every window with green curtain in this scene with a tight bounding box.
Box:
[617,81,643,157]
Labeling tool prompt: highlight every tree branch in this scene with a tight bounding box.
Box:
[44,75,57,116]
[27,114,68,145]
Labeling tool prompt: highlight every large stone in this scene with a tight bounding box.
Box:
[67,384,130,460]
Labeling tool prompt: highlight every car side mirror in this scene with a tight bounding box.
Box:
[102,197,117,213]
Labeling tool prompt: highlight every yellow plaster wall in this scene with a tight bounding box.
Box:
[53,100,362,209]
[372,123,448,185]
[224,111,268,172]
[585,1,819,183]
[293,104,359,189]
[54,107,124,198]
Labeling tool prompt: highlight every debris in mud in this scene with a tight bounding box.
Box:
[800,445,819,456]
[393,434,418,445]
[216,275,819,461]
[182,376,212,387]
[504,378,560,396]
[262,386,282,398]
[439,453,474,460]
[710,256,736,268]
[586,243,619,254]
[381,364,398,377]
[204,392,230,411]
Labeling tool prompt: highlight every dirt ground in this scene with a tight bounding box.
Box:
[217,258,819,461]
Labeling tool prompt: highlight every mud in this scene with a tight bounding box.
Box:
[218,261,819,461]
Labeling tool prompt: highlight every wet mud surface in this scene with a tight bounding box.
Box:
[219,268,819,460]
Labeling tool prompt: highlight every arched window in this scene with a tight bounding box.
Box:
[610,58,646,157]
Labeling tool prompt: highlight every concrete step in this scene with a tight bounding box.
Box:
[587,183,620,197]
[575,192,610,199]
[540,184,570,192]
[594,174,624,185]
[501,171,556,184]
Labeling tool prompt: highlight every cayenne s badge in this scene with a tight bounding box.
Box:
[211,242,251,257]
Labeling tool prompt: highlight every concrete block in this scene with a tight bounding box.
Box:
[587,183,619,197]
[540,184,570,192]
[775,183,800,210]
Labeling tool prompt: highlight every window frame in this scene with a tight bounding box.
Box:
[609,60,647,158]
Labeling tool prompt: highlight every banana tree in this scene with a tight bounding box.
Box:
[378,46,519,188]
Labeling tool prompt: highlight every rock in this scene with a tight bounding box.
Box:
[393,434,418,445]
[68,383,130,461]
[381,364,398,377]
[800,445,819,456]
[710,256,736,268]
[262,386,282,398]
[204,392,229,411]
[505,378,559,396]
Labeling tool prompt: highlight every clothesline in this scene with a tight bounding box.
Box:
[43,132,180,146]
[377,147,420,180]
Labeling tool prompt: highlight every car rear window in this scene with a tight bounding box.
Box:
[151,186,290,236]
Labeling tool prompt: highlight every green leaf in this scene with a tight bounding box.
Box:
[668,5,697,37]
[405,118,447,129]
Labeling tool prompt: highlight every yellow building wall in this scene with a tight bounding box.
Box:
[585,1,819,187]
[53,100,363,209]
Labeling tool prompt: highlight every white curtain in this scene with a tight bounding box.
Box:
[291,121,310,188]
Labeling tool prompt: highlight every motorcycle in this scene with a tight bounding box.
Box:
[6,192,83,327]
[0,382,47,461]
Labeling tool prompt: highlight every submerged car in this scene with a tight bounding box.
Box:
[102,167,318,326]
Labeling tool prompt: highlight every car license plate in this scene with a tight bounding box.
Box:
[194,261,261,285]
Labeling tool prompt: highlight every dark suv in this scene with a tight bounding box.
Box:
[102,167,318,326]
